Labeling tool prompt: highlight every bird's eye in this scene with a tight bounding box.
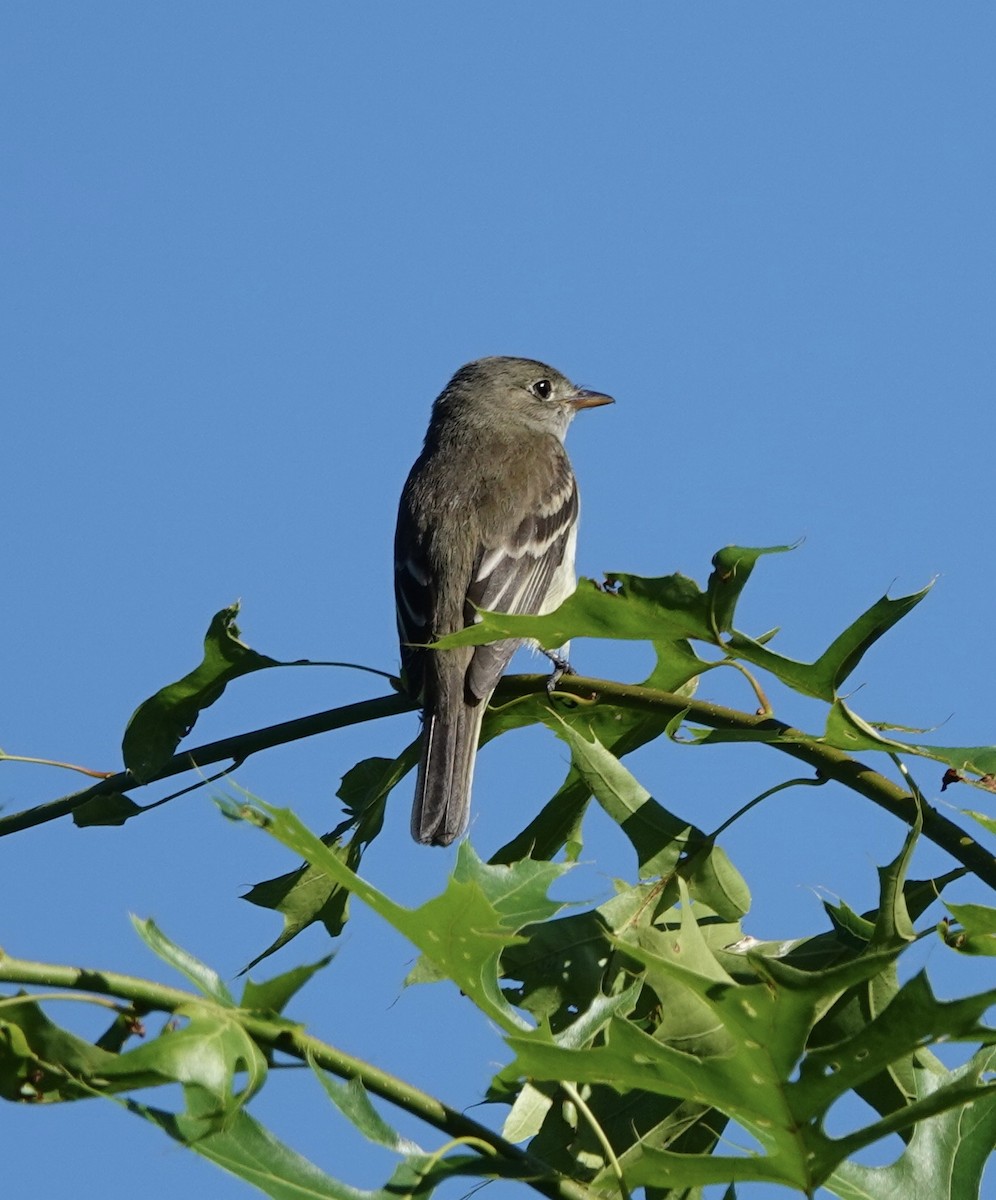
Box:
[531,379,553,400]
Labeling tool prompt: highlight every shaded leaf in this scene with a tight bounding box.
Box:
[72,792,143,827]
[0,996,124,1102]
[241,749,416,970]
[122,604,281,781]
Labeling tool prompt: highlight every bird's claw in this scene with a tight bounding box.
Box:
[543,649,576,694]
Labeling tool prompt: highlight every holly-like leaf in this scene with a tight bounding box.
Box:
[243,802,569,1032]
[824,700,996,777]
[542,714,704,879]
[434,573,718,651]
[505,855,996,1195]
[705,543,795,634]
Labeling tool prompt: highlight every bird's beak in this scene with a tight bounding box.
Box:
[569,388,615,411]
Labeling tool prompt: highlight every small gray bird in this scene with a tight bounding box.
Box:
[395,356,613,846]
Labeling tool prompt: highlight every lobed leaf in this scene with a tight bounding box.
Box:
[726,585,931,702]
[241,747,416,970]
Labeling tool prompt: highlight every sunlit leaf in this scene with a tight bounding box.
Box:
[825,700,996,776]
[824,1047,996,1200]
[727,585,931,702]
[310,1064,422,1154]
[243,802,568,1032]
[705,544,795,634]
[131,916,235,1005]
[941,901,996,956]
[130,1105,374,1198]
[241,748,416,970]
[542,714,703,878]
[433,573,718,652]
[240,956,334,1014]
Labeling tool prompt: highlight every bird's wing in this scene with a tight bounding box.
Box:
[463,453,578,701]
[394,496,438,702]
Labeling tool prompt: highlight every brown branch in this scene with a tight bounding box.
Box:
[2,675,993,891]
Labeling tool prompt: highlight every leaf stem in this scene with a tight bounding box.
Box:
[561,1081,631,1200]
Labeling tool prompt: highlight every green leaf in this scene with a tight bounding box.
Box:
[242,801,568,1032]
[492,671,687,865]
[824,1047,996,1200]
[242,749,416,970]
[434,573,718,651]
[644,637,711,694]
[309,1063,422,1154]
[131,916,235,1005]
[122,604,281,780]
[504,851,996,1196]
[942,901,996,956]
[130,1105,376,1199]
[726,585,931,702]
[239,956,334,1014]
[0,996,122,1102]
[962,808,996,837]
[705,543,795,633]
[825,700,996,776]
[102,1003,267,1131]
[542,714,704,878]
[680,842,751,921]
[242,843,353,973]
[72,792,143,827]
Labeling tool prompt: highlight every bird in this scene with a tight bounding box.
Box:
[394,356,613,845]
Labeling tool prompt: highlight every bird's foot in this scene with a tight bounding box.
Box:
[543,649,576,694]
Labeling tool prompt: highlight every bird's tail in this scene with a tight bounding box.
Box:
[411,693,485,846]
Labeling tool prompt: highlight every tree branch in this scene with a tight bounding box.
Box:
[0,950,599,1200]
[2,674,992,891]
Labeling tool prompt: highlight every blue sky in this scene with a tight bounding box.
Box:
[3,6,995,1199]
